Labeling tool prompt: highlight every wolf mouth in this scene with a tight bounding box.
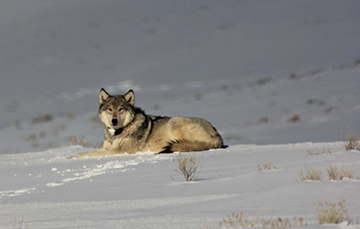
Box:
[108,127,123,136]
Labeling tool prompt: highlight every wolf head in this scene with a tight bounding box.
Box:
[98,88,136,130]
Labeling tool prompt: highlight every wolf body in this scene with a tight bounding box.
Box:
[69,89,223,158]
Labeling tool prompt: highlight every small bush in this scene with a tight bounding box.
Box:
[13,217,33,229]
[290,72,298,80]
[219,212,255,228]
[306,147,332,156]
[70,136,103,149]
[173,153,201,181]
[257,163,277,171]
[32,114,53,124]
[326,165,356,181]
[257,76,271,86]
[218,213,307,229]
[194,93,202,100]
[315,200,349,225]
[258,116,269,124]
[341,127,360,151]
[287,115,301,123]
[260,216,306,229]
[298,168,322,181]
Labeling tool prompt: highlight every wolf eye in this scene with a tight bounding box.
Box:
[107,108,113,112]
[118,108,123,112]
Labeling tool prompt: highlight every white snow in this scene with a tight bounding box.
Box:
[0,1,360,228]
[1,143,359,228]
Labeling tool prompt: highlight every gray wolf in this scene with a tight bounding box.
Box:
[68,89,223,158]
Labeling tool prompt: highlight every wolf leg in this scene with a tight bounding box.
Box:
[67,150,117,159]
[166,118,223,153]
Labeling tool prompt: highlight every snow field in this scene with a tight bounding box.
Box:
[0,142,359,228]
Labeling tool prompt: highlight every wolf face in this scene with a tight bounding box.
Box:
[98,89,136,130]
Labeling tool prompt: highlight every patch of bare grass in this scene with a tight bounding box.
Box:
[13,217,33,229]
[287,115,301,123]
[219,212,255,228]
[32,114,53,124]
[298,168,322,181]
[341,127,360,151]
[326,165,357,181]
[306,147,332,156]
[63,112,76,121]
[258,116,269,124]
[315,200,349,225]
[70,136,103,149]
[260,216,307,229]
[256,76,272,86]
[215,200,351,228]
[257,163,277,171]
[218,212,308,229]
[194,93,202,100]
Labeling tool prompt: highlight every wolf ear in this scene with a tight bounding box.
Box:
[99,88,110,105]
[124,89,135,106]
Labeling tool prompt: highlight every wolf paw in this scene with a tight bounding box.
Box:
[66,152,88,159]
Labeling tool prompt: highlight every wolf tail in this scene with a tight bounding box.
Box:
[159,138,223,154]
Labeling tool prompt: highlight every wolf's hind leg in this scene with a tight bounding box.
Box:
[168,117,223,153]
[67,150,117,159]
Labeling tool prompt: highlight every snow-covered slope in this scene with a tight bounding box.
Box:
[1,142,359,228]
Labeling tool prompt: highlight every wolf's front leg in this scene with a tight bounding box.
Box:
[67,150,117,159]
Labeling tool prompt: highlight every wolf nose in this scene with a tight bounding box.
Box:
[111,119,118,126]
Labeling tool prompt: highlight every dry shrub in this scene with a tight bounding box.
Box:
[341,127,360,151]
[306,147,332,156]
[219,212,255,228]
[257,76,271,86]
[13,217,33,229]
[287,115,301,123]
[298,168,322,181]
[260,216,306,229]
[257,163,277,171]
[258,116,269,124]
[326,165,356,181]
[219,212,307,229]
[32,114,53,124]
[315,200,349,224]
[70,136,103,149]
[173,153,201,181]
